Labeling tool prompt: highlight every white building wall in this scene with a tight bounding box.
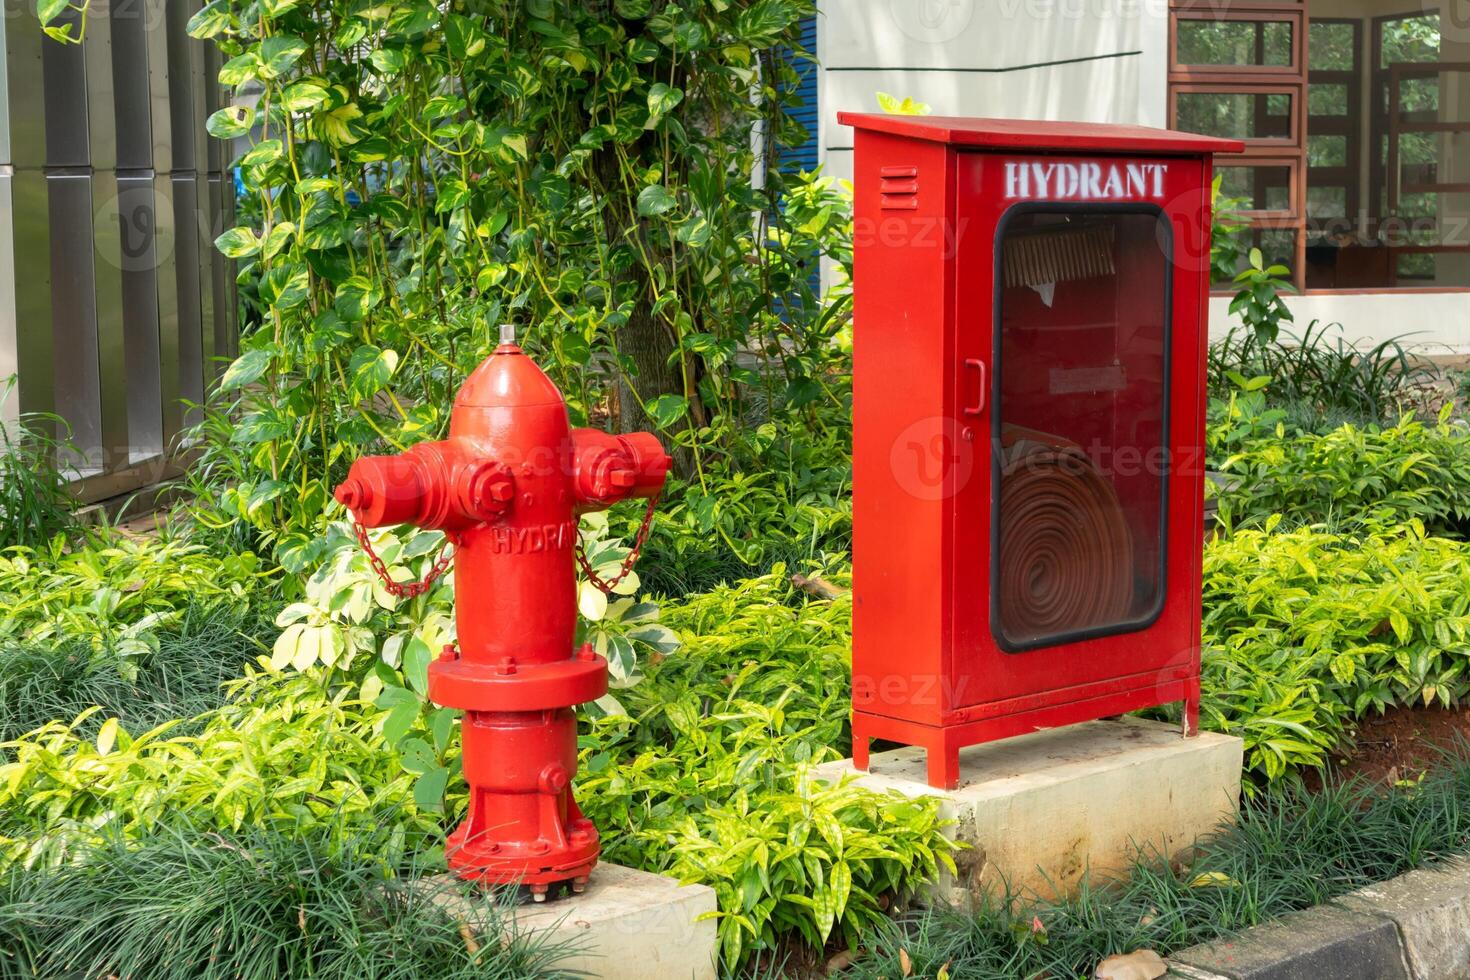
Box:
[818,0,1170,182]
[1210,292,1470,354]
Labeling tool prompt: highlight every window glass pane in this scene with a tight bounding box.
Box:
[1310,83,1349,116]
[1215,229,1300,287]
[1380,13,1440,67]
[1177,20,1292,67]
[1256,229,1297,269]
[1176,91,1294,140]
[1374,62,1470,286]
[1216,165,1292,212]
[1397,76,1440,116]
[1399,252,1435,279]
[1310,22,1357,70]
[1393,130,1470,192]
[994,210,1168,650]
[1307,184,1348,217]
[1309,133,1348,167]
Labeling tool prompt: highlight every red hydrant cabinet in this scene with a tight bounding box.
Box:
[335,335,670,895]
[840,114,1242,789]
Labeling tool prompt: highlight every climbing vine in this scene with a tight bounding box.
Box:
[180,0,839,566]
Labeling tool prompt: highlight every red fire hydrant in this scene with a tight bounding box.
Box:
[333,326,670,899]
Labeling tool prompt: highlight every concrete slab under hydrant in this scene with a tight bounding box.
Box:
[423,862,717,980]
[812,717,1244,904]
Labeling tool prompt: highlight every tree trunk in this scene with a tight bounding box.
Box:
[589,92,700,477]
[613,305,697,477]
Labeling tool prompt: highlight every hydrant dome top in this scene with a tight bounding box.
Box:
[455,342,566,409]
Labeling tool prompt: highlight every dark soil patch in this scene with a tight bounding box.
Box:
[1318,703,1470,788]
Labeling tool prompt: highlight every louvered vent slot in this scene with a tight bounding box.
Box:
[879,166,919,210]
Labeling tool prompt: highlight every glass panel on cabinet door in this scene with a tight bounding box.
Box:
[992,209,1170,651]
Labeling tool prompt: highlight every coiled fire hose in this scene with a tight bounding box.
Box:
[996,425,1133,643]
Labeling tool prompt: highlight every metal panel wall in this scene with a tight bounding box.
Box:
[0,4,14,427]
[171,173,204,425]
[47,174,106,466]
[117,173,165,461]
[5,0,53,429]
[0,174,16,428]
[0,0,235,500]
[111,0,156,172]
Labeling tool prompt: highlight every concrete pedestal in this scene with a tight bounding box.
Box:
[424,863,717,980]
[813,717,1244,903]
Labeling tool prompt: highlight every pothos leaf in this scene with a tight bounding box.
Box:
[647,82,684,122]
[348,344,399,399]
[214,225,261,259]
[206,104,256,139]
[637,184,677,217]
[645,393,688,428]
[35,0,67,26]
[218,348,273,391]
[335,277,384,322]
[186,0,232,38]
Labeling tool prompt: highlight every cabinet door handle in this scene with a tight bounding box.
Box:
[964,359,987,416]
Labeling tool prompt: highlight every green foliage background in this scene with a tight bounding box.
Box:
[184,0,851,573]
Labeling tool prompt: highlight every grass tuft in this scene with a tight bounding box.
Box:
[1208,322,1433,433]
[0,820,580,980]
[0,382,78,550]
[835,755,1470,980]
[0,603,275,743]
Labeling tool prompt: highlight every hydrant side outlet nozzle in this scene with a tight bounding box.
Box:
[333,344,670,890]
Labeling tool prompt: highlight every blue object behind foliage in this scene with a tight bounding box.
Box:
[780,15,820,175]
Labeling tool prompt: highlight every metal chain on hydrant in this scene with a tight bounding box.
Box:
[353,521,455,599]
[353,490,658,600]
[576,490,661,595]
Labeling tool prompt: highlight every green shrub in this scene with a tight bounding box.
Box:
[0,821,575,980]
[261,517,679,812]
[1227,248,1296,346]
[0,534,271,653]
[0,668,439,867]
[0,568,952,970]
[0,534,278,745]
[159,0,837,563]
[581,569,952,967]
[640,420,852,597]
[0,382,77,550]
[1201,521,1470,782]
[836,763,1470,979]
[1211,406,1470,534]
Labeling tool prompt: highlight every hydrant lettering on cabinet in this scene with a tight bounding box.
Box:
[334,326,670,899]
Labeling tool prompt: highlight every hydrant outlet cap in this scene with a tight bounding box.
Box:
[336,479,368,512]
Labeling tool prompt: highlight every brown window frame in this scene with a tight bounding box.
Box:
[1213,155,1302,219]
[1168,1,1308,290]
[1386,62,1470,211]
[1169,8,1305,77]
